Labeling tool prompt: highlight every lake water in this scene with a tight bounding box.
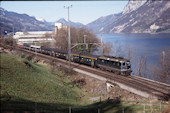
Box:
[96,33,170,80]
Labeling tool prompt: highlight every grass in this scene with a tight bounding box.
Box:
[0,53,88,112]
[0,53,168,113]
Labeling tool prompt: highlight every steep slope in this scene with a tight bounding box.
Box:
[87,0,170,34]
[86,13,122,33]
[122,0,147,15]
[102,0,170,33]
[0,8,54,35]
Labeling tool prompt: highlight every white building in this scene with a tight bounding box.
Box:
[13,31,54,44]
[13,23,66,44]
[54,23,67,34]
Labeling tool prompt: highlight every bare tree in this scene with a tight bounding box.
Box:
[54,27,100,53]
[154,49,170,84]
[126,48,148,77]
[100,42,113,56]
[112,40,122,57]
[122,45,132,60]
[137,55,147,77]
[54,28,68,51]
[0,35,16,49]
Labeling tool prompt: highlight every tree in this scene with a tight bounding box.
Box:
[154,49,170,84]
[100,42,113,56]
[136,55,147,77]
[123,47,148,77]
[112,40,122,57]
[54,27,100,53]
[54,28,68,50]
[0,35,16,47]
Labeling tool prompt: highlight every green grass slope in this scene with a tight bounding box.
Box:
[0,53,88,112]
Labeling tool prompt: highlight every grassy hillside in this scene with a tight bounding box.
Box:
[0,53,89,112]
[0,53,167,113]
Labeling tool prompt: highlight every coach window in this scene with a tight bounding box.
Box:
[106,60,109,66]
[100,59,104,64]
[116,62,119,67]
[117,62,121,69]
[108,61,112,67]
[110,61,114,67]
[122,62,125,66]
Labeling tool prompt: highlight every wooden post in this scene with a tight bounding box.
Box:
[143,104,145,113]
[98,108,100,113]
[35,102,37,113]
[122,108,124,113]
[100,96,101,102]
[160,102,162,112]
[69,106,71,113]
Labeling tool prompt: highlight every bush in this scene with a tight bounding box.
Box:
[26,55,35,61]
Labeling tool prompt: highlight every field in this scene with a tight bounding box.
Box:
[0,53,168,113]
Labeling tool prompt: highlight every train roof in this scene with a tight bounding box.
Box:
[23,43,30,47]
[79,52,98,58]
[30,45,41,48]
[98,56,130,62]
[41,47,65,53]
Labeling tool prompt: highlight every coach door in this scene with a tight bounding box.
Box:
[91,59,94,67]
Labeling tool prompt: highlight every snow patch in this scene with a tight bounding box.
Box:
[131,20,138,26]
[150,23,160,30]
[99,27,104,32]
[110,23,128,33]
[36,17,46,22]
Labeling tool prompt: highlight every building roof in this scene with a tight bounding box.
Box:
[13,31,53,39]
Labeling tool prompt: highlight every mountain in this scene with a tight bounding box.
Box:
[122,0,147,15]
[87,13,122,33]
[36,17,46,22]
[0,8,54,35]
[54,18,85,28]
[87,0,170,33]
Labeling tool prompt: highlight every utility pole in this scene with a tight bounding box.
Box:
[12,25,14,37]
[162,51,165,67]
[101,33,104,56]
[64,5,72,70]
[12,24,15,46]
[35,41,37,61]
[84,35,88,50]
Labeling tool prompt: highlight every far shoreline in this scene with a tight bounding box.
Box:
[96,33,170,39]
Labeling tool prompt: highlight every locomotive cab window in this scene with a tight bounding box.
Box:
[117,62,120,66]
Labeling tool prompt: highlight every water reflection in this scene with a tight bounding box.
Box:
[96,33,170,81]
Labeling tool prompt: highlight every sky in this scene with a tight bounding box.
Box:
[1,1,128,25]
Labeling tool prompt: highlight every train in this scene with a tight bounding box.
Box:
[16,44,132,76]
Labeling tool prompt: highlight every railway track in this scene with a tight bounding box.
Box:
[129,76,170,94]
[16,47,170,101]
[131,76,170,91]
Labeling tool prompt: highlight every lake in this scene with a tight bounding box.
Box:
[96,33,170,80]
